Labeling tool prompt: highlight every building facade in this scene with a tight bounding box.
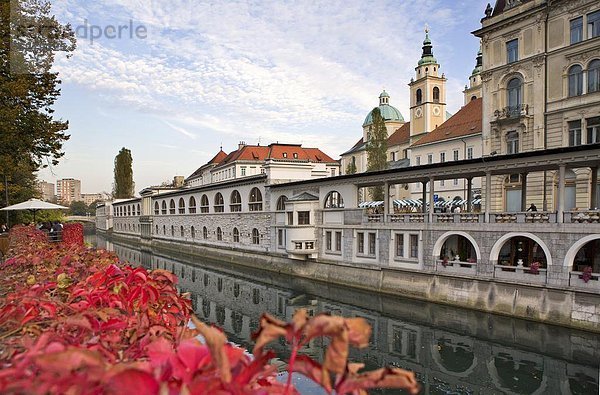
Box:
[474,0,600,211]
[36,181,55,202]
[56,178,82,204]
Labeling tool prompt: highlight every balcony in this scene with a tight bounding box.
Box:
[493,104,529,123]
[569,271,600,291]
[436,259,477,276]
[494,264,547,285]
[288,240,316,255]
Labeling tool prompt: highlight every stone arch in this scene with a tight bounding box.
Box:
[432,231,481,262]
[430,334,478,378]
[563,234,600,268]
[489,232,552,267]
[486,353,548,394]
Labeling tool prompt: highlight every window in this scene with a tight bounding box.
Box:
[154,202,160,215]
[427,154,433,164]
[433,87,440,103]
[277,229,284,247]
[453,178,459,186]
[368,233,376,256]
[203,226,208,239]
[287,212,293,225]
[588,59,600,93]
[283,152,287,158]
[233,227,240,242]
[335,231,342,252]
[161,201,167,215]
[569,120,582,146]
[571,17,583,44]
[326,231,332,251]
[416,156,421,166]
[230,190,242,212]
[391,151,396,161]
[216,227,222,241]
[171,225,174,237]
[189,196,196,214]
[252,228,259,244]
[180,226,184,237]
[507,77,522,114]
[298,211,310,225]
[191,226,195,239]
[440,180,445,186]
[506,39,518,63]
[276,195,288,211]
[241,167,246,176]
[178,198,185,214]
[395,234,404,257]
[249,187,263,211]
[568,65,583,97]
[588,10,600,39]
[155,225,158,234]
[324,191,344,208]
[331,168,336,177]
[163,225,166,235]
[440,152,446,163]
[127,206,131,216]
[200,194,209,213]
[587,117,600,144]
[453,149,459,161]
[137,204,140,216]
[416,89,422,105]
[410,234,419,258]
[467,147,474,159]
[357,233,365,254]
[293,153,298,159]
[506,131,519,154]
[214,193,224,213]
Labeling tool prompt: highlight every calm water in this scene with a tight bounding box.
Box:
[87,233,600,394]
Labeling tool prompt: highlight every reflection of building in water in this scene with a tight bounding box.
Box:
[124,247,599,394]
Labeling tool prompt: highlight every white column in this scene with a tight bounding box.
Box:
[383,182,390,219]
[557,165,565,224]
[485,172,492,222]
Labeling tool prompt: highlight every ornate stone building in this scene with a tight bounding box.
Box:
[474,0,600,211]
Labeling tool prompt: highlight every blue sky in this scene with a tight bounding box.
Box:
[39,0,488,194]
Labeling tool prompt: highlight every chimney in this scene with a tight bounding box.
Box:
[173,176,184,188]
[238,141,246,150]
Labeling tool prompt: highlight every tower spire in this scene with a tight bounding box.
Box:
[418,25,437,66]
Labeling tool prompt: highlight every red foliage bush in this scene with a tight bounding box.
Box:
[62,223,84,245]
[0,226,420,394]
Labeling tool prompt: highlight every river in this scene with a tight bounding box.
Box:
[87,232,600,394]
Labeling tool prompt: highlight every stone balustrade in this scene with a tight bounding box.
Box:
[569,271,600,291]
[494,264,547,285]
[436,259,477,275]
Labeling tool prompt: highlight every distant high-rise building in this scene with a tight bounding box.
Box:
[56,178,82,204]
[82,193,107,206]
[37,181,56,202]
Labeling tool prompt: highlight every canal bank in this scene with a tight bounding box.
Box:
[105,230,600,333]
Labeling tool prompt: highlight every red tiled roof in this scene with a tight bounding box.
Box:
[186,150,227,180]
[410,98,482,147]
[302,148,336,163]
[388,122,411,146]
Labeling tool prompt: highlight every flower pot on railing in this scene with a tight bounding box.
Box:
[528,261,540,275]
[580,266,593,283]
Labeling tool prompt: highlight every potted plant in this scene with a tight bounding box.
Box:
[580,266,593,283]
[529,261,540,275]
[441,257,449,267]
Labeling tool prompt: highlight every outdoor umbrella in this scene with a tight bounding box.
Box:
[0,198,68,223]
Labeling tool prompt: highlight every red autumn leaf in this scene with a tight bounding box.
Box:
[106,369,159,395]
[252,313,290,356]
[335,367,421,395]
[191,315,231,383]
[291,355,332,393]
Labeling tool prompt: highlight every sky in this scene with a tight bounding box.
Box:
[38,0,488,194]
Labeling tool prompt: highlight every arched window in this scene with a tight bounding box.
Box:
[249,188,263,211]
[203,226,208,239]
[416,88,422,105]
[178,198,185,214]
[214,193,224,213]
[200,194,209,213]
[433,87,440,103]
[276,195,288,211]
[161,201,167,215]
[471,95,477,101]
[169,199,176,214]
[230,190,242,212]
[324,191,344,208]
[216,227,222,241]
[180,225,184,237]
[154,202,160,215]
[233,227,240,242]
[163,225,166,235]
[568,65,583,97]
[252,228,260,244]
[127,206,131,216]
[136,204,140,216]
[507,77,522,115]
[588,59,600,93]
[189,196,197,214]
[155,224,158,234]
[171,225,174,236]
[191,226,195,239]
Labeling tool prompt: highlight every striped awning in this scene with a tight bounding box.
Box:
[359,201,384,208]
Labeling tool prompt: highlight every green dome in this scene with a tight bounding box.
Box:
[363,104,404,127]
[379,90,390,98]
[418,30,437,66]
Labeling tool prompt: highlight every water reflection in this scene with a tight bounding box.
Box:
[97,234,600,394]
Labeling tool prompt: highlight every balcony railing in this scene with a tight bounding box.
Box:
[494,104,529,120]
[494,264,547,285]
[565,210,600,223]
[569,271,600,291]
[289,240,316,255]
[436,259,477,275]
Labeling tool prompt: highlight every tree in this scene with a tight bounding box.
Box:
[69,200,88,216]
[366,108,388,201]
[345,157,357,175]
[113,148,135,198]
[0,0,76,224]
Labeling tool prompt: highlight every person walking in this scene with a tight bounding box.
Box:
[527,203,537,212]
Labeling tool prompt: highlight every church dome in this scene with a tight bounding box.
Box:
[363,90,404,127]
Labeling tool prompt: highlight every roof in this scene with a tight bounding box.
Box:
[288,192,319,202]
[411,98,482,147]
[388,122,411,147]
[186,150,227,180]
[363,105,404,127]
